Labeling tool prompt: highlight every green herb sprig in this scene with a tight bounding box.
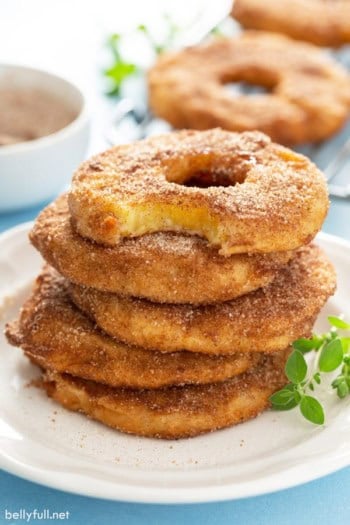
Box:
[137,14,179,55]
[103,16,227,97]
[104,17,180,97]
[270,316,350,425]
[104,33,139,97]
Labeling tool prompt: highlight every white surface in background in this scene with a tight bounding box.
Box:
[0,0,232,156]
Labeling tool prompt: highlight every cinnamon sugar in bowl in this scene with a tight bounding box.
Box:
[0,65,90,212]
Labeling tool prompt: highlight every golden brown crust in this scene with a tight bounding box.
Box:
[69,244,336,355]
[5,266,262,388]
[232,0,350,47]
[148,32,350,144]
[29,195,292,304]
[68,129,329,255]
[40,350,289,439]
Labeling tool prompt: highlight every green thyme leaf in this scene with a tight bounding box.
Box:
[319,338,343,372]
[300,396,325,425]
[104,32,140,97]
[337,381,349,399]
[270,384,298,410]
[285,350,307,384]
[294,390,302,404]
[272,316,350,425]
[341,337,350,353]
[328,316,350,330]
[332,376,345,388]
[292,336,323,353]
[313,372,321,384]
[105,62,137,82]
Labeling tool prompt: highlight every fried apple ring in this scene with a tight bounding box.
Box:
[5,266,261,388]
[232,0,350,48]
[30,196,292,304]
[69,244,336,355]
[68,129,329,255]
[148,32,350,145]
[39,350,288,439]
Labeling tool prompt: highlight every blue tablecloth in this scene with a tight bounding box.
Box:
[0,197,349,525]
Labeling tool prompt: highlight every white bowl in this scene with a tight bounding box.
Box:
[0,64,90,212]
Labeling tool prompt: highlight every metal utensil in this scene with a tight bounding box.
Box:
[323,137,350,198]
[105,98,150,145]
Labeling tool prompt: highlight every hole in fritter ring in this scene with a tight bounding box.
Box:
[182,171,239,188]
[225,81,270,97]
[165,152,252,189]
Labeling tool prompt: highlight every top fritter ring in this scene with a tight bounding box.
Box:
[68,129,329,256]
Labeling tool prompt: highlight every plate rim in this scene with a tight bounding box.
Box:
[0,222,350,504]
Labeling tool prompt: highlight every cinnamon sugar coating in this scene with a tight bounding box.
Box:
[69,244,336,355]
[40,349,289,439]
[5,266,261,388]
[30,195,292,304]
[232,0,350,47]
[149,32,350,143]
[68,129,329,255]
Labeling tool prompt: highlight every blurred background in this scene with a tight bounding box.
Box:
[0,0,233,155]
[1,0,349,234]
[0,2,350,524]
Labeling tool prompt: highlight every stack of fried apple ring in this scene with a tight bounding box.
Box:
[148,31,350,145]
[6,129,336,439]
[232,0,350,48]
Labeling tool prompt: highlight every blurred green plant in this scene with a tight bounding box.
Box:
[104,16,180,97]
[104,33,138,97]
[103,15,226,97]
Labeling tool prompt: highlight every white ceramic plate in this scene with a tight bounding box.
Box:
[0,223,350,504]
